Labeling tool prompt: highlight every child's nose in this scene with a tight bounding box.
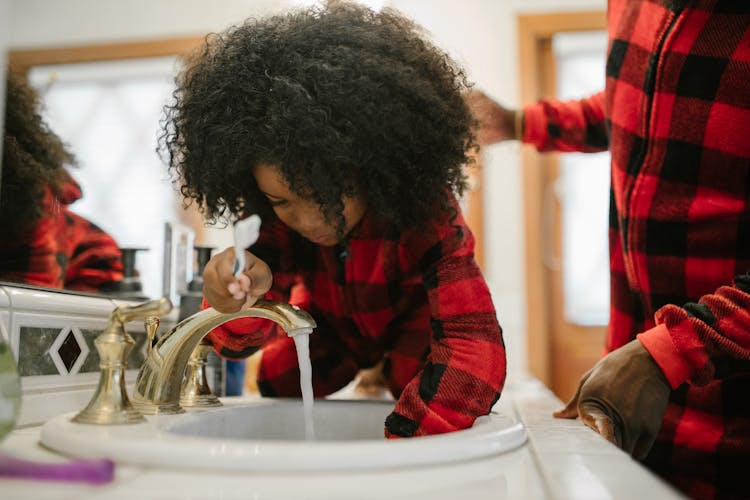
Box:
[291,209,323,232]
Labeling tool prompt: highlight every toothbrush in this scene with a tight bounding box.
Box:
[232,214,262,278]
[0,452,114,484]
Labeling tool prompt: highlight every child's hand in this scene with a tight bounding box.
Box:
[202,247,272,313]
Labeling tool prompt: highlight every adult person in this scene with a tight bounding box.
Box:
[468,1,749,498]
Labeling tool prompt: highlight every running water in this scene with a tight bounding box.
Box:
[291,329,315,440]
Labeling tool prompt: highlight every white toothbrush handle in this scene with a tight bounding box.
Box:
[232,214,261,279]
[233,250,246,278]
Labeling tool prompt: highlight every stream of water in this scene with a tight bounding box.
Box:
[292,330,315,440]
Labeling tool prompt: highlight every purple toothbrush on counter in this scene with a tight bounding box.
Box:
[0,452,114,484]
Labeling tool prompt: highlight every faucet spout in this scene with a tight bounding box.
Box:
[132,299,316,415]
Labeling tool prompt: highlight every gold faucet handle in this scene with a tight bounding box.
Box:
[144,316,160,355]
[72,299,171,425]
[115,297,173,325]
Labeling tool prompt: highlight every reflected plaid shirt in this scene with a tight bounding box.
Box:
[0,179,124,293]
[205,198,506,438]
[523,1,750,497]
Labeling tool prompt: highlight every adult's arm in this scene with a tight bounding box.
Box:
[522,90,609,153]
[638,273,750,389]
[555,273,750,458]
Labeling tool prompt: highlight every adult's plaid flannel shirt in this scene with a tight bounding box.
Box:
[523,1,750,497]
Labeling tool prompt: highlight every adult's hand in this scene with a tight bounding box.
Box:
[465,91,519,145]
[553,339,671,460]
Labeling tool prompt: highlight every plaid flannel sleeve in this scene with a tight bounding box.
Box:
[204,218,304,359]
[638,273,750,389]
[523,90,609,153]
[385,204,506,437]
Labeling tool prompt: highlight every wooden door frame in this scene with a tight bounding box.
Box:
[518,11,606,390]
[464,154,484,270]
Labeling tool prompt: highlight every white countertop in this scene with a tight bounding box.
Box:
[0,378,684,500]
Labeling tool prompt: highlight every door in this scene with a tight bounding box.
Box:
[518,12,608,401]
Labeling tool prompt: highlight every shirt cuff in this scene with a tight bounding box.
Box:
[637,324,692,389]
[521,103,546,147]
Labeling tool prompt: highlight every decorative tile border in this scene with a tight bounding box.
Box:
[1,284,177,425]
[17,326,148,377]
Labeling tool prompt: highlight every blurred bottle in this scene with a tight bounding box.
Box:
[107,247,150,301]
[177,245,214,321]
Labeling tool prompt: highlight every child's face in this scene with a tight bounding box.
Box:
[253,163,367,247]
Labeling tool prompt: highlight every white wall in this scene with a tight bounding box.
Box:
[8,0,605,378]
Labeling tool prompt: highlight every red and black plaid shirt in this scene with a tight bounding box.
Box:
[524,1,750,497]
[0,178,124,293]
[205,197,506,438]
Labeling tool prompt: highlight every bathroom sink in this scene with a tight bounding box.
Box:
[40,397,526,471]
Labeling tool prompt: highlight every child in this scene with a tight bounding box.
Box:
[160,0,505,437]
[1,72,124,293]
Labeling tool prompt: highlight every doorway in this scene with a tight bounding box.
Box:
[518,11,608,401]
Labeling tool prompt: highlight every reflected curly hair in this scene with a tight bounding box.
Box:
[160,0,477,233]
[2,72,75,239]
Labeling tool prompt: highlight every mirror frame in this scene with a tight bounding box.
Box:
[8,36,204,74]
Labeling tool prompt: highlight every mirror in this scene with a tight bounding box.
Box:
[3,38,234,300]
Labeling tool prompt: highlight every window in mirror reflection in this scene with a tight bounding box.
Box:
[553,31,610,326]
[28,57,231,299]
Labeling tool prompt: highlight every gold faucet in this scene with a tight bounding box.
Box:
[132,299,316,415]
[73,297,173,425]
[180,339,222,408]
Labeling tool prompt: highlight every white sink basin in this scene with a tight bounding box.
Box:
[40,398,526,471]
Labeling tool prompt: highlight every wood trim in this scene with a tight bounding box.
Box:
[8,36,206,73]
[518,10,606,388]
[518,10,606,103]
[464,154,484,271]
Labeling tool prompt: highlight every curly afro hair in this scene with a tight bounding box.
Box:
[2,72,75,239]
[160,0,477,233]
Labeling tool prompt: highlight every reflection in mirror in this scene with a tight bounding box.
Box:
[3,54,232,299]
[0,71,125,294]
[26,57,182,298]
